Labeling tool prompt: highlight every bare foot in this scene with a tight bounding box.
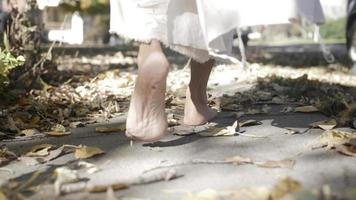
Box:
[183,59,216,126]
[183,87,217,125]
[126,41,169,142]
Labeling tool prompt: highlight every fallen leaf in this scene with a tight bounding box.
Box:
[198,126,235,137]
[20,129,40,136]
[75,145,105,159]
[335,144,356,156]
[21,145,73,165]
[294,105,318,113]
[239,120,261,127]
[310,119,337,131]
[255,159,296,169]
[320,130,356,148]
[225,155,253,165]
[42,145,73,162]
[95,124,125,133]
[52,124,66,132]
[26,144,56,157]
[269,177,302,200]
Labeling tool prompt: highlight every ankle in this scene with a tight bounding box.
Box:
[187,84,207,104]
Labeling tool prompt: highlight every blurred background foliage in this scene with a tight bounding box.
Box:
[320,17,346,41]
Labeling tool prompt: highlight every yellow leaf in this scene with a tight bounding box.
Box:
[269,177,302,200]
[294,105,318,113]
[52,124,66,132]
[20,129,40,136]
[75,145,104,159]
[320,130,356,148]
[0,190,7,200]
[310,119,337,131]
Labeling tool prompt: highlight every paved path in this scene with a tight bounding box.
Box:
[1,105,355,199]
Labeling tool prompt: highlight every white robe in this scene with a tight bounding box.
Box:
[110,0,325,63]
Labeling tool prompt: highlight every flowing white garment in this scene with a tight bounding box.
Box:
[110,0,325,63]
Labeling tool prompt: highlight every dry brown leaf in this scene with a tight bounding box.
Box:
[75,145,105,159]
[21,145,71,165]
[20,129,40,136]
[26,144,55,157]
[255,159,296,169]
[43,145,73,162]
[320,130,356,148]
[335,144,356,156]
[294,105,319,113]
[239,120,261,127]
[95,124,125,133]
[269,177,302,200]
[225,155,253,165]
[310,119,337,131]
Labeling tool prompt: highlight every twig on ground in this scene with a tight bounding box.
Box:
[59,168,182,195]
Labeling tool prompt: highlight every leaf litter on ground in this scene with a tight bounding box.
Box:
[309,119,337,131]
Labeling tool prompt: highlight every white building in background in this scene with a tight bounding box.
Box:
[320,0,347,19]
[36,0,60,10]
[36,0,84,44]
[47,12,84,45]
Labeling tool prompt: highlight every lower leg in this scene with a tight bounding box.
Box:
[184,59,217,125]
[126,40,170,141]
